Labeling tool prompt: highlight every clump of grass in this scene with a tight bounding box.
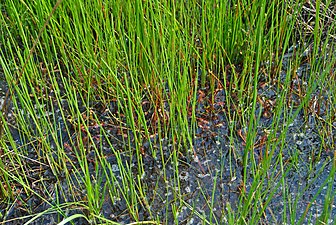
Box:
[0,0,335,224]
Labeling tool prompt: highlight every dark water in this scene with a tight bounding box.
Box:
[0,58,335,225]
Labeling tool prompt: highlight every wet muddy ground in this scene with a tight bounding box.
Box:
[0,51,335,225]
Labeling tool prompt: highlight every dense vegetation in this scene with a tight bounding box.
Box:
[0,0,335,224]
